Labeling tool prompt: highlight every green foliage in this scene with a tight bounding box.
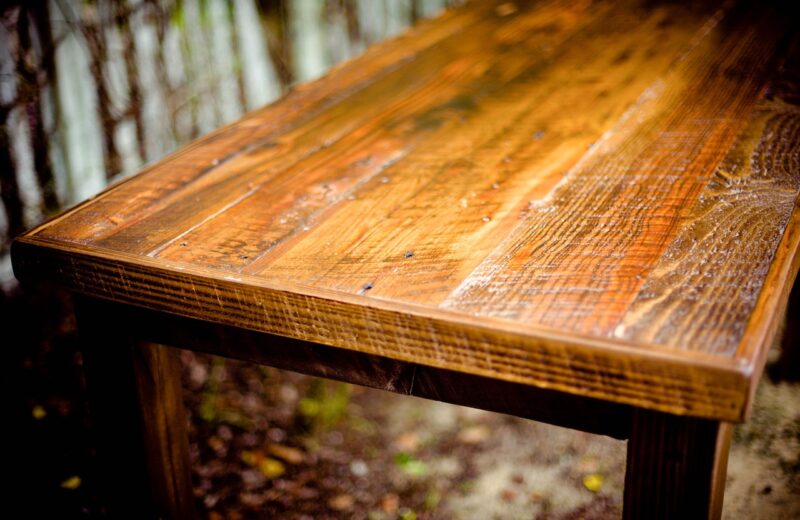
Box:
[298,379,352,431]
[171,0,185,29]
[399,508,417,520]
[393,452,428,477]
[198,357,251,428]
[424,489,441,510]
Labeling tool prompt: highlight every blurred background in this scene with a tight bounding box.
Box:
[1,1,798,518]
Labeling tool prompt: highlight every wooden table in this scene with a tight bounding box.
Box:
[12,0,800,517]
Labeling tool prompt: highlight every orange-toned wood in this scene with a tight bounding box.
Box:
[91,298,635,439]
[11,0,800,424]
[13,1,800,516]
[133,341,196,519]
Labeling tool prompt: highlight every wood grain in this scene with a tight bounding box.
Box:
[133,341,196,519]
[88,298,634,439]
[11,238,751,421]
[616,39,800,355]
[33,0,502,246]
[11,0,800,421]
[443,2,785,336]
[250,0,717,292]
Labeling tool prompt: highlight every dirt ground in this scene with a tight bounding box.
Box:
[181,347,799,520]
[7,285,800,518]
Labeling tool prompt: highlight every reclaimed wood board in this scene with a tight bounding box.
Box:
[12,0,800,422]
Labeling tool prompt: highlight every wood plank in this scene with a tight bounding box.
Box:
[153,0,610,270]
[616,43,800,355]
[255,0,720,302]
[93,299,634,439]
[12,238,750,421]
[732,38,800,408]
[443,2,786,336]
[32,0,503,245]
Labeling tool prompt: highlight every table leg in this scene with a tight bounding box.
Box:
[76,297,196,519]
[623,409,731,520]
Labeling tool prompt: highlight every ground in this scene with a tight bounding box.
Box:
[6,284,800,518]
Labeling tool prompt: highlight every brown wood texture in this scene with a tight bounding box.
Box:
[75,297,196,519]
[133,341,197,519]
[12,0,800,421]
[623,409,732,519]
[93,298,634,439]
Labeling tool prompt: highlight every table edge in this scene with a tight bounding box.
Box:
[736,195,800,417]
[12,234,753,422]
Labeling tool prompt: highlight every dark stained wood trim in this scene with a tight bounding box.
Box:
[133,341,197,519]
[14,237,750,422]
[75,298,154,517]
[75,297,196,519]
[623,409,731,519]
[82,297,633,440]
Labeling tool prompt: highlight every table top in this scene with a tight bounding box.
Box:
[12,0,800,422]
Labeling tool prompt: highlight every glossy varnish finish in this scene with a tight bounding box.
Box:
[12,0,800,422]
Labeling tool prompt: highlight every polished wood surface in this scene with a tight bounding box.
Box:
[12,0,800,422]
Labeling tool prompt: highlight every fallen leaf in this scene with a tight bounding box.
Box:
[501,489,517,502]
[241,450,286,479]
[393,452,428,477]
[32,405,47,420]
[298,398,320,417]
[381,493,399,514]
[207,436,226,456]
[258,457,285,479]
[399,508,417,520]
[583,473,604,493]
[241,450,258,466]
[457,425,490,444]
[60,476,81,490]
[394,431,420,452]
[425,490,441,510]
[268,443,304,464]
[328,493,354,511]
